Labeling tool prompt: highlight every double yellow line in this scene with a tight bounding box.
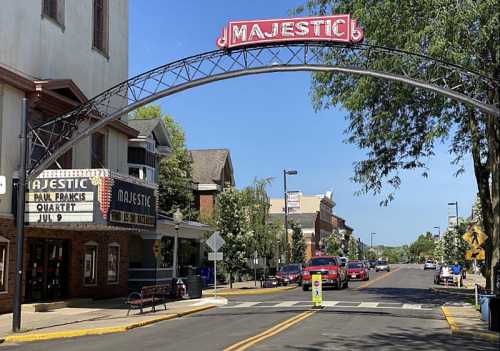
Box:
[224,310,317,351]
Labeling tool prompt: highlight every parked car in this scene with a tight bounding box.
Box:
[375,260,390,272]
[434,265,453,285]
[347,260,369,281]
[368,259,377,269]
[302,256,348,291]
[424,260,436,270]
[276,264,302,286]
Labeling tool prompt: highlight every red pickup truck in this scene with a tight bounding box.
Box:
[302,256,348,291]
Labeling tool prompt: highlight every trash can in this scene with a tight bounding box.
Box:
[185,275,203,299]
[489,296,500,331]
[479,294,495,321]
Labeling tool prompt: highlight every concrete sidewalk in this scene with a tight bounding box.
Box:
[203,280,297,296]
[442,305,499,344]
[0,297,226,343]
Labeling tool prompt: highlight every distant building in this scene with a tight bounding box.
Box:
[269,192,334,261]
[189,149,235,219]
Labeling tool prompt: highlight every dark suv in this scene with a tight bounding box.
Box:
[276,264,303,286]
[302,256,348,291]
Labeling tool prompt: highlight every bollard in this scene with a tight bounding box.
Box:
[311,274,323,309]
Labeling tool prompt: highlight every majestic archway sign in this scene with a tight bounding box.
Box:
[27,14,499,179]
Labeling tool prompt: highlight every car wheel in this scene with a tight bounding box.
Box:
[302,285,309,291]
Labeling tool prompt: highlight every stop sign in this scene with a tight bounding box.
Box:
[314,280,320,287]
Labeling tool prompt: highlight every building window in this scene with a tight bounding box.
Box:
[83,242,98,286]
[93,0,108,55]
[107,243,120,284]
[91,132,106,168]
[0,238,8,292]
[42,0,65,28]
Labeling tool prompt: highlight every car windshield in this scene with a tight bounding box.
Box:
[348,262,363,268]
[281,265,300,273]
[377,261,388,265]
[307,257,336,266]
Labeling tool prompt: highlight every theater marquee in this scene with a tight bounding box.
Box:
[25,169,157,230]
[216,15,364,49]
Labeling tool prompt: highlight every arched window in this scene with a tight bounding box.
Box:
[0,236,9,292]
[107,242,120,284]
[83,241,98,286]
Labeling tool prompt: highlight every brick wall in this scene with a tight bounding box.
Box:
[0,217,130,314]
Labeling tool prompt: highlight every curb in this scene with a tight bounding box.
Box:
[0,305,215,344]
[203,285,297,296]
[441,306,499,344]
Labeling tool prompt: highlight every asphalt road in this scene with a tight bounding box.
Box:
[1,264,496,351]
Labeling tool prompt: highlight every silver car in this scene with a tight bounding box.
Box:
[375,260,390,272]
[424,260,436,270]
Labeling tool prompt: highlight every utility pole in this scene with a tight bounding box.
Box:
[370,232,376,250]
[283,169,297,265]
[12,98,28,332]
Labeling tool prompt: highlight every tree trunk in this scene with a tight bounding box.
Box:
[229,271,233,289]
[469,111,495,290]
[486,113,499,291]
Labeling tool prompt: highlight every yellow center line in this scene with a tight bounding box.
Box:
[356,267,401,290]
[223,310,317,351]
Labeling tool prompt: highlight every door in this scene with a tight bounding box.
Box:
[26,239,69,302]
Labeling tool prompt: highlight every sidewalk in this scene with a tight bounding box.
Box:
[432,273,486,295]
[203,280,297,296]
[0,297,226,343]
[442,305,499,344]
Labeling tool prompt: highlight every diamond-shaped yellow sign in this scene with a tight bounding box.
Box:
[463,225,487,249]
[465,249,485,261]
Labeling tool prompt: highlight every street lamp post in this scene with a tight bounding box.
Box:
[448,202,459,229]
[283,169,297,265]
[370,232,376,250]
[173,208,183,278]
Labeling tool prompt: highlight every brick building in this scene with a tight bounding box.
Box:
[189,149,234,220]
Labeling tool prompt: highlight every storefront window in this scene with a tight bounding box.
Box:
[0,239,8,292]
[83,243,98,286]
[107,243,120,284]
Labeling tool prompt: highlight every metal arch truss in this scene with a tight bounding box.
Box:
[28,42,499,178]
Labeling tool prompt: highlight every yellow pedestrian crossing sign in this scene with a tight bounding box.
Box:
[463,225,487,249]
[312,274,322,308]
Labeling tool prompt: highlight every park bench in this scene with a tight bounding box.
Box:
[126,284,171,315]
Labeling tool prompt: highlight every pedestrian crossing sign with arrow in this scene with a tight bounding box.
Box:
[466,249,485,261]
[463,225,487,249]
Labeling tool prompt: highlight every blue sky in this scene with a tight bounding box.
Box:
[129,1,477,246]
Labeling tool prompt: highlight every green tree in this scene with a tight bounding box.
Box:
[290,221,306,264]
[241,178,275,273]
[442,220,469,263]
[409,232,435,262]
[347,235,359,260]
[215,187,251,288]
[324,229,342,256]
[130,105,196,219]
[296,0,499,289]
[434,238,445,263]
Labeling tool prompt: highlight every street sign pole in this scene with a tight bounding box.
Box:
[214,256,217,299]
[12,98,28,332]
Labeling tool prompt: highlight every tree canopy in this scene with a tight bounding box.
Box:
[296,0,499,289]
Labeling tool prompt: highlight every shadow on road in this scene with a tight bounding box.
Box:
[359,287,465,305]
[280,325,499,351]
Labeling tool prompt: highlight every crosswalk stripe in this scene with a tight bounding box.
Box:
[358,302,379,308]
[274,301,301,307]
[222,301,434,310]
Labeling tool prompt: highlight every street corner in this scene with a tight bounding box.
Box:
[441,306,500,344]
[202,285,298,297]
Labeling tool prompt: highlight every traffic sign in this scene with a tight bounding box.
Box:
[466,249,485,261]
[463,225,487,249]
[206,231,225,252]
[152,240,161,257]
[208,252,223,261]
[312,274,322,308]
[0,176,5,195]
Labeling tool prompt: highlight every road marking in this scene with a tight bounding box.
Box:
[232,302,261,308]
[274,301,300,307]
[356,267,401,289]
[358,302,378,308]
[222,300,433,310]
[223,310,317,351]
